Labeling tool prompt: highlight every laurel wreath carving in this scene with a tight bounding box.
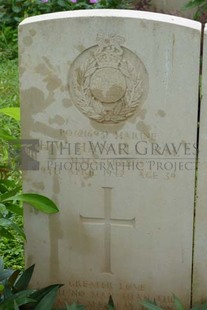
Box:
[70,33,145,124]
[71,55,143,124]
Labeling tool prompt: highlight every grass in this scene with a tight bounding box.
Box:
[0,58,19,108]
[0,58,24,270]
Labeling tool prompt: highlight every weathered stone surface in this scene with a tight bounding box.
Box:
[19,10,201,309]
[193,24,207,305]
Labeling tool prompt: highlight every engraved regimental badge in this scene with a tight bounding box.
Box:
[69,34,149,124]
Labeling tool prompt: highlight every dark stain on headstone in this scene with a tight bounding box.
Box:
[23,36,33,46]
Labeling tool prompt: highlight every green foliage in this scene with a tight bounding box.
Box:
[0,108,20,121]
[140,295,207,310]
[94,0,133,9]
[141,300,164,310]
[0,0,152,61]
[0,257,62,309]
[0,27,18,60]
[6,193,59,214]
[0,0,133,30]
[0,59,59,244]
[0,59,19,107]
[0,159,59,241]
[0,235,24,270]
[0,0,94,30]
[185,0,207,23]
[107,295,116,309]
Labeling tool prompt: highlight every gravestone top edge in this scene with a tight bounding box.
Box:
[19,9,201,30]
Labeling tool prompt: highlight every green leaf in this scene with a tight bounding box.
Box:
[14,265,35,291]
[14,300,19,310]
[33,285,60,310]
[184,0,204,8]
[173,294,185,310]
[0,269,14,282]
[0,257,4,272]
[140,300,164,310]
[8,270,20,287]
[108,295,115,309]
[3,280,13,300]
[0,203,9,215]
[1,186,22,202]
[0,129,16,141]
[10,221,26,240]
[0,227,14,239]
[1,290,36,309]
[4,203,23,216]
[5,193,59,214]
[0,179,16,189]
[0,218,25,239]
[0,183,9,193]
[0,284,4,292]
[0,218,13,228]
[30,284,63,304]
[0,107,20,121]
[57,0,67,7]
[12,6,22,13]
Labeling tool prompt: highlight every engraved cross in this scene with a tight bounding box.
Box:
[80,187,135,274]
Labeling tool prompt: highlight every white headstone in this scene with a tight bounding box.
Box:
[193,24,207,305]
[19,10,201,309]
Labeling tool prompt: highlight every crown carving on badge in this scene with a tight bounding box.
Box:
[95,34,125,69]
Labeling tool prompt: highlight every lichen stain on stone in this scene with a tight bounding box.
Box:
[90,119,125,133]
[137,108,147,120]
[21,87,45,112]
[21,87,63,139]
[45,76,62,91]
[49,175,62,279]
[157,110,166,117]
[49,115,65,126]
[53,175,60,195]
[35,63,61,91]
[62,98,72,108]
[35,58,62,91]
[43,56,57,71]
[83,171,94,180]
[35,122,63,139]
[75,44,85,52]
[23,36,33,46]
[32,182,45,190]
[60,85,66,92]
[21,87,45,138]
[136,121,153,141]
[29,29,36,37]
[35,63,50,76]
[49,213,62,279]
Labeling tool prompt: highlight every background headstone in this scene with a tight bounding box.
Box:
[193,24,207,305]
[19,10,201,309]
[151,0,196,19]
